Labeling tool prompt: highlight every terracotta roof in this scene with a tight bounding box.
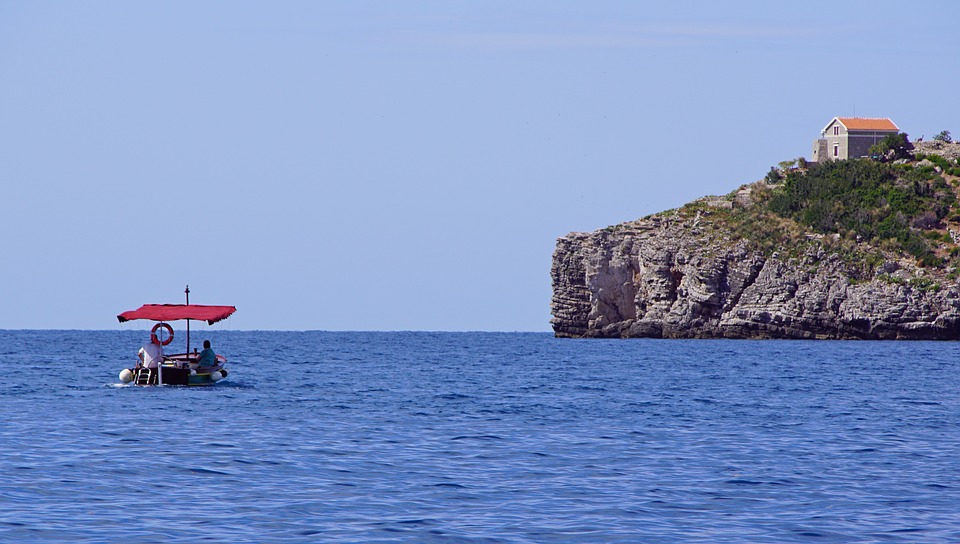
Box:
[836,117,899,131]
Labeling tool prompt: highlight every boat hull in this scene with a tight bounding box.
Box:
[128,365,228,386]
[122,353,229,386]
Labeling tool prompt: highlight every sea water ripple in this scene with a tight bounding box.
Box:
[1,331,959,542]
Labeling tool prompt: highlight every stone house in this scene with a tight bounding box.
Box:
[812,117,899,162]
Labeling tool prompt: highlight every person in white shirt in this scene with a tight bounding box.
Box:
[138,338,164,369]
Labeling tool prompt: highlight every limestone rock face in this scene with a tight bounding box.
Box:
[551,214,960,339]
[914,140,960,161]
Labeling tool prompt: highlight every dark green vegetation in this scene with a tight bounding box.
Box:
[672,149,960,285]
[868,133,913,160]
[767,159,956,267]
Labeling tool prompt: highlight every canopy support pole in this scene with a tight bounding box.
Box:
[185,285,191,355]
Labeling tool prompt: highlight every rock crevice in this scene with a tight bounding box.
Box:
[551,214,960,340]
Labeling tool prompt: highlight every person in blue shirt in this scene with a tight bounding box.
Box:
[197,340,217,368]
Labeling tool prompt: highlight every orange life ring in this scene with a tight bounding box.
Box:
[151,323,175,346]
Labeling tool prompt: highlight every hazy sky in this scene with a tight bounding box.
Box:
[1,1,957,331]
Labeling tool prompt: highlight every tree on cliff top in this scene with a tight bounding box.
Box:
[869,132,913,161]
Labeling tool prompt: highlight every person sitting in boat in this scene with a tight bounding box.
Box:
[197,340,217,368]
[137,337,164,369]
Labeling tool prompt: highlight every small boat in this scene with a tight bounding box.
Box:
[117,286,236,386]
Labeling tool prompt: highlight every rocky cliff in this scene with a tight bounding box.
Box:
[551,150,960,339]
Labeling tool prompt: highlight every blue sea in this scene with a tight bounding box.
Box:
[2,331,959,542]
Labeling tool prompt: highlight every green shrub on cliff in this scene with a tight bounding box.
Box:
[766,159,953,265]
[923,153,952,171]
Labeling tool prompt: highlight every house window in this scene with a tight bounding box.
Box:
[834,126,840,135]
[833,144,839,157]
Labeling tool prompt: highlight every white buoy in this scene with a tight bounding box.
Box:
[209,371,223,382]
[119,369,134,383]
[190,369,197,376]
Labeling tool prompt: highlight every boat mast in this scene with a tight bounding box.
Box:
[185,285,191,354]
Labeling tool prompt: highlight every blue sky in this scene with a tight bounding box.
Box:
[1,1,957,331]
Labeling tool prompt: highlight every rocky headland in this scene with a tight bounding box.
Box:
[551,141,960,339]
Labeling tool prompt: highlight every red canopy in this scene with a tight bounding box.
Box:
[117,304,237,325]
